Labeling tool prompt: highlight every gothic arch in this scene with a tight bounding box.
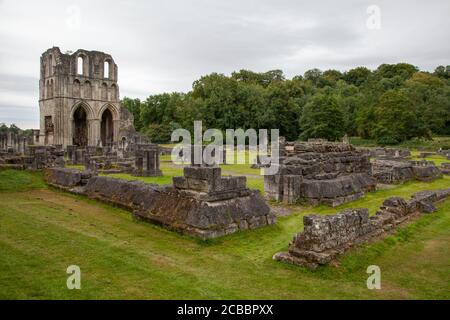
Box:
[76,53,88,76]
[98,103,119,120]
[70,103,92,147]
[70,101,95,121]
[48,54,53,76]
[104,59,111,78]
[99,104,118,146]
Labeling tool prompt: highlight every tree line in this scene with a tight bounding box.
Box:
[122,63,450,144]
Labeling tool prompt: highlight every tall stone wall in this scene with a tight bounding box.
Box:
[274,188,450,269]
[38,47,145,147]
[265,141,376,206]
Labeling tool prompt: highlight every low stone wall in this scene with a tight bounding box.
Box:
[441,163,450,175]
[274,188,450,269]
[44,168,94,190]
[372,159,442,184]
[0,145,65,170]
[44,166,274,239]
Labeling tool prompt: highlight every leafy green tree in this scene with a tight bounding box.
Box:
[0,123,8,134]
[405,72,450,135]
[231,69,284,87]
[299,93,345,141]
[343,67,371,86]
[434,65,450,79]
[128,63,450,146]
[372,90,428,144]
[144,122,177,143]
[376,63,418,80]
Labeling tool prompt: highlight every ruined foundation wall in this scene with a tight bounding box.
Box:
[274,188,450,269]
[371,159,442,184]
[0,145,65,170]
[43,166,274,239]
[265,141,376,206]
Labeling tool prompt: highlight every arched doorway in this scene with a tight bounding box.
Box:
[101,108,114,146]
[73,106,88,146]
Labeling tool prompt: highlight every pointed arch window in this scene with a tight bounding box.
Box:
[104,60,110,78]
[77,56,84,75]
[48,54,53,76]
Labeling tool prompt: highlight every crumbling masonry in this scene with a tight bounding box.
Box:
[274,188,450,269]
[38,47,137,147]
[44,166,274,239]
[264,141,376,206]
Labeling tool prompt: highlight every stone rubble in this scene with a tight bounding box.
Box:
[274,188,450,270]
[0,145,65,170]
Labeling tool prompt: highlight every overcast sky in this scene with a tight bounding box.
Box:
[0,0,449,128]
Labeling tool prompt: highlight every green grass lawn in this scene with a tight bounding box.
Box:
[0,169,449,299]
[105,153,266,193]
[350,136,450,151]
[409,151,450,166]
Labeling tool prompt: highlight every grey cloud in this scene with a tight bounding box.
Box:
[0,0,449,128]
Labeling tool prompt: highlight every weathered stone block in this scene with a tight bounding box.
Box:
[274,188,450,269]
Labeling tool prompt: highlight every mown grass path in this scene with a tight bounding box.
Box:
[0,169,449,299]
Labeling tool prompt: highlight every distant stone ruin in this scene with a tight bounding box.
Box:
[359,147,411,159]
[132,144,162,176]
[441,163,450,175]
[274,188,450,270]
[44,166,274,239]
[0,145,65,170]
[64,142,162,176]
[0,131,31,155]
[371,159,442,184]
[264,141,376,206]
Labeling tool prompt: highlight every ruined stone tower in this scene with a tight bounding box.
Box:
[39,47,134,147]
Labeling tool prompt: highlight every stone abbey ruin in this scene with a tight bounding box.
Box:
[1,47,449,269]
[38,47,135,147]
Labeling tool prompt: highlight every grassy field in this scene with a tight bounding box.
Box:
[104,151,265,192]
[350,136,450,151]
[0,168,449,299]
[410,151,450,166]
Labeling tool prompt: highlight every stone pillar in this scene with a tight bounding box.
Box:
[7,132,12,150]
[88,119,100,147]
[66,145,75,164]
[132,145,162,176]
[144,148,162,176]
[74,148,86,165]
[134,151,144,175]
[113,119,120,143]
